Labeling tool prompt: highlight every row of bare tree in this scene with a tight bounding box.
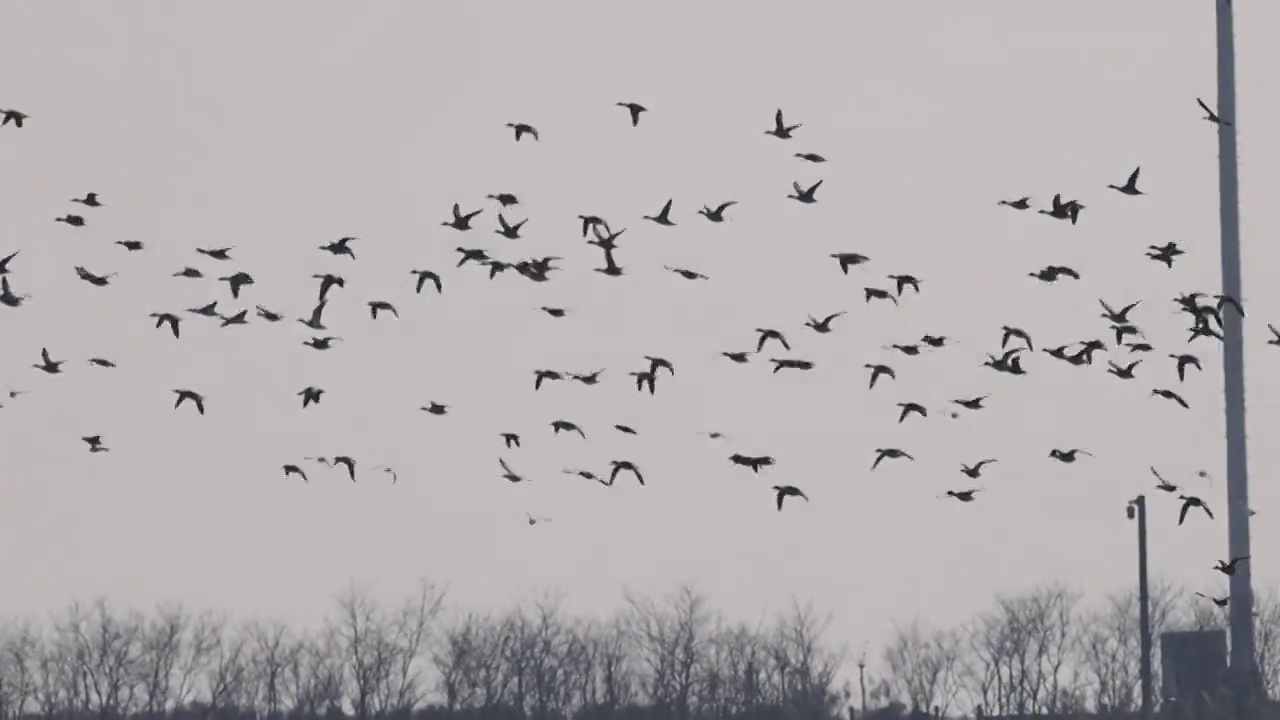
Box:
[4,580,1278,720]
[0,582,846,720]
[877,581,1280,718]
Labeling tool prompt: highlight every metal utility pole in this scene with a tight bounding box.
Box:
[1213,0,1260,700]
[1129,496,1153,718]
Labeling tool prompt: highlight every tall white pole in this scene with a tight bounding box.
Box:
[1213,0,1259,699]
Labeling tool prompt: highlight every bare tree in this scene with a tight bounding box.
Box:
[1074,578,1184,712]
[770,599,846,717]
[431,610,512,712]
[881,619,964,715]
[331,584,397,719]
[520,593,573,720]
[695,617,735,716]
[963,584,1083,715]
[705,620,770,715]
[131,602,221,717]
[432,611,480,711]
[1252,588,1280,697]
[61,598,144,718]
[624,584,716,719]
[200,616,250,716]
[373,580,444,714]
[284,631,344,716]
[246,619,295,718]
[591,613,637,710]
[31,620,79,718]
[1077,591,1139,712]
[1,618,42,717]
[500,608,532,714]
[555,617,593,712]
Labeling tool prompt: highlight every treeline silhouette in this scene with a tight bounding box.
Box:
[0,580,1276,720]
[878,580,1280,717]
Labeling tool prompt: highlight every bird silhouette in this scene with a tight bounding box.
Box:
[772,485,808,510]
[173,389,206,414]
[699,201,737,223]
[1178,495,1213,525]
[765,109,801,139]
[617,102,647,127]
[333,456,357,482]
[1197,97,1232,126]
[788,180,823,204]
[643,199,676,226]
[1107,167,1144,196]
[506,122,539,142]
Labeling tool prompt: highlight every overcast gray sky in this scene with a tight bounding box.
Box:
[2,1,1279,651]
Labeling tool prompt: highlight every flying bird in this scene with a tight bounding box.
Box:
[506,122,539,142]
[333,456,357,482]
[173,389,206,414]
[1214,557,1249,576]
[1107,167,1144,196]
[1,109,29,127]
[788,180,823,204]
[1178,495,1213,525]
[617,102,647,127]
[643,199,676,226]
[1197,97,1232,126]
[320,237,356,259]
[765,109,801,139]
[699,201,737,223]
[150,312,181,338]
[499,458,526,483]
[772,485,808,511]
[34,348,64,374]
[942,489,982,503]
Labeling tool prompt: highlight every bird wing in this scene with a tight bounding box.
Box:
[1128,167,1140,185]
[1197,97,1213,115]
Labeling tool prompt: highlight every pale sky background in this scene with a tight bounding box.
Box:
[2,1,1279,658]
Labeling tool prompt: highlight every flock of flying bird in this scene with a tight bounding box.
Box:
[0,96,1271,602]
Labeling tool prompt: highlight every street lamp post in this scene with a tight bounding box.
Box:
[1128,496,1154,718]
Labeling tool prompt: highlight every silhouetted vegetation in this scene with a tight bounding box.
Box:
[876,581,1280,717]
[1,580,1277,720]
